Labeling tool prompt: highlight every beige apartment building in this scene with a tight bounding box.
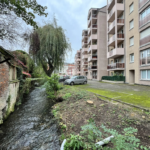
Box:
[87,7,108,80]
[74,0,150,85]
[107,0,150,85]
[107,0,125,76]
[125,0,150,85]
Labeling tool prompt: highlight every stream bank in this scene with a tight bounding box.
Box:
[0,87,60,150]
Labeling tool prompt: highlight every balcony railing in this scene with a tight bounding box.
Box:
[108,20,115,31]
[139,14,150,27]
[139,0,149,9]
[107,63,125,70]
[117,19,124,24]
[92,14,97,17]
[84,69,88,72]
[84,62,88,65]
[140,57,150,65]
[92,24,97,28]
[140,35,150,46]
[91,66,97,69]
[108,34,115,45]
[117,34,124,38]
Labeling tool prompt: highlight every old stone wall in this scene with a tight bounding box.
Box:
[0,62,20,124]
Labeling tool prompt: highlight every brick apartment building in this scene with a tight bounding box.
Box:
[74,0,150,85]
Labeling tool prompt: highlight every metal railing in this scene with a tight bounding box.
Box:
[107,63,125,69]
[92,24,97,28]
[117,19,124,24]
[102,76,125,82]
[117,34,124,38]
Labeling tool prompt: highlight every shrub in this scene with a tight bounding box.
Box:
[46,74,61,99]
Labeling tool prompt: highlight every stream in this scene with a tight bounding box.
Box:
[0,88,60,150]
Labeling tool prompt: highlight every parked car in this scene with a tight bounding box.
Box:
[59,76,70,82]
[64,76,87,85]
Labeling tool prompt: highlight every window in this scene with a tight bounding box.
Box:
[140,27,150,39]
[130,3,134,14]
[130,20,134,30]
[130,37,134,46]
[141,70,150,80]
[140,49,150,65]
[130,53,134,62]
[140,7,150,21]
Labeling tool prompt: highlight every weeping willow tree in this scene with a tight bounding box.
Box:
[30,18,72,76]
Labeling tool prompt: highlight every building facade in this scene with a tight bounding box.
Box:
[74,1,150,85]
[75,7,108,81]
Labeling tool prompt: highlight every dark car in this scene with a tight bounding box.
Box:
[59,76,70,82]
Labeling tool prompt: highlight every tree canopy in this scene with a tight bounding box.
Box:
[0,0,47,41]
[30,18,72,76]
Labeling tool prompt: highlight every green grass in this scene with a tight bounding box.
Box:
[75,85,150,109]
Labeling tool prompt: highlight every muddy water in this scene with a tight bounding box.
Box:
[0,88,60,150]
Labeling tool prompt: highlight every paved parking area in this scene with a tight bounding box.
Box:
[76,80,150,109]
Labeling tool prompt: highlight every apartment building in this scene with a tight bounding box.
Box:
[75,49,82,75]
[82,30,88,77]
[107,0,125,76]
[87,7,108,80]
[107,0,150,85]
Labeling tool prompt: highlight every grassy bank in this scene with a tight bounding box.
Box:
[75,84,150,109]
[52,85,150,149]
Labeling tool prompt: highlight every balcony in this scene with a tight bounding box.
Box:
[82,41,88,47]
[107,48,124,59]
[108,34,115,46]
[108,20,115,33]
[83,61,88,65]
[107,3,124,22]
[88,16,92,27]
[88,45,97,53]
[82,54,88,59]
[92,24,97,28]
[77,58,81,62]
[88,37,91,43]
[88,55,97,62]
[82,48,88,53]
[82,34,88,41]
[90,65,97,70]
[140,35,150,46]
[139,14,150,28]
[83,68,88,72]
[107,63,125,70]
[139,0,149,9]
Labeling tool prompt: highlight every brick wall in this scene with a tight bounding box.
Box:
[0,62,9,98]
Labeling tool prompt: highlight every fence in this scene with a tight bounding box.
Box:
[102,76,125,82]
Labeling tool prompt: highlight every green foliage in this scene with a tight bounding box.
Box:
[46,74,61,99]
[62,93,72,100]
[64,134,85,150]
[1,0,47,30]
[29,17,72,76]
[101,125,148,150]
[64,120,149,150]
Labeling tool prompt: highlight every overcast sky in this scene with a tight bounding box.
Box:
[1,0,106,63]
[35,0,107,63]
